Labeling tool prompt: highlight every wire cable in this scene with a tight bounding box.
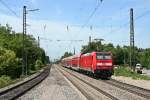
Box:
[102,9,150,38]
[0,0,20,18]
[81,0,103,28]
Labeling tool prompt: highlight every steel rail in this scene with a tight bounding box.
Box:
[0,65,51,100]
[104,79,150,99]
[57,66,118,100]
[58,65,150,99]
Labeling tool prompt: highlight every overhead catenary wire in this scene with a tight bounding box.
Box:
[81,0,103,29]
[102,9,150,39]
[0,0,20,18]
[73,0,103,43]
[135,10,150,20]
[38,37,85,42]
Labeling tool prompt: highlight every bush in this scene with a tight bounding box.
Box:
[0,24,47,88]
[0,75,12,88]
[114,66,132,77]
[0,47,22,78]
[35,60,43,70]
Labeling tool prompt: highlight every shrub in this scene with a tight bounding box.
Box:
[0,75,12,88]
[0,47,22,78]
[35,59,43,70]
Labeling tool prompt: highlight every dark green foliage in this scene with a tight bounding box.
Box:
[0,24,47,79]
[114,67,150,80]
[45,56,50,64]
[81,40,150,68]
[81,40,103,53]
[139,48,150,69]
[0,75,12,88]
[35,60,43,70]
[0,47,21,78]
[61,52,73,59]
[0,75,22,88]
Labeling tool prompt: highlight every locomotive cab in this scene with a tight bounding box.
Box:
[94,52,114,77]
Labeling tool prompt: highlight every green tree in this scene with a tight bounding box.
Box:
[0,24,47,78]
[61,52,73,59]
[81,40,103,53]
[0,47,21,78]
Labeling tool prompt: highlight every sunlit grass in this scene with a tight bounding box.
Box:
[114,66,150,80]
[0,65,44,89]
[0,75,22,88]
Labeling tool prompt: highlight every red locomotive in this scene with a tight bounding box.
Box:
[61,52,114,78]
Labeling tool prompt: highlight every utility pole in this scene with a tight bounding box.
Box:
[89,36,91,44]
[124,50,126,66]
[130,8,135,71]
[38,36,40,47]
[22,6,39,76]
[73,47,75,55]
[24,6,27,75]
[22,6,26,76]
[25,51,28,75]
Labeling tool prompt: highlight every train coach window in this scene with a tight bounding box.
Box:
[96,54,111,60]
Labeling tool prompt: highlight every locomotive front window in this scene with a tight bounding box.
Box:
[96,53,111,60]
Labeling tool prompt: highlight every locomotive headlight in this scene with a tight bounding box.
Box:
[97,63,112,66]
[97,63,103,66]
[105,63,112,66]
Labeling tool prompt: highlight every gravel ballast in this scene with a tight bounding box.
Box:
[112,76,150,90]
[18,65,86,100]
[57,65,149,100]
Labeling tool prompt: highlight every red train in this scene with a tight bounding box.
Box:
[61,52,114,78]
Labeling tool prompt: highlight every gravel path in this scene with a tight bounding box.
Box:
[112,76,150,90]
[18,65,86,100]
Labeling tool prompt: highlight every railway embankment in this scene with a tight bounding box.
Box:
[0,65,50,100]
[112,76,150,90]
[57,65,149,100]
[113,66,150,90]
[18,65,86,100]
[0,66,45,89]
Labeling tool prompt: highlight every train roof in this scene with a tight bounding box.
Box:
[62,54,81,60]
[82,51,112,55]
[62,52,112,60]
[62,56,73,60]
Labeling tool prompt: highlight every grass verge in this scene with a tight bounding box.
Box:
[0,65,46,89]
[0,75,22,89]
[114,66,150,80]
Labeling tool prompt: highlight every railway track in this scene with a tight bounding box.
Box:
[57,66,118,100]
[0,65,51,100]
[75,68,150,99]
[104,79,150,99]
[57,65,150,100]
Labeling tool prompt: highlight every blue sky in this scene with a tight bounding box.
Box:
[0,0,150,60]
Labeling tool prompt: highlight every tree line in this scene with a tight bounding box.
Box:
[0,24,48,79]
[61,40,150,69]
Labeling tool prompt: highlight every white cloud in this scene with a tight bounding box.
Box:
[0,13,148,59]
[0,13,128,59]
[0,14,88,59]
